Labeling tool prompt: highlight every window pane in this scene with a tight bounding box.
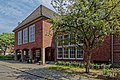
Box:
[70,34,76,45]
[58,35,63,46]
[70,47,76,58]
[29,25,35,42]
[63,34,69,45]
[58,48,63,58]
[64,47,68,58]
[77,47,83,58]
[23,28,28,43]
[18,31,22,45]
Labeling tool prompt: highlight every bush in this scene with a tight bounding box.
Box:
[103,68,110,76]
[111,64,120,68]
[55,61,111,70]
[0,55,14,60]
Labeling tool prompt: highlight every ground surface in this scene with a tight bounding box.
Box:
[0,64,43,80]
[0,61,101,80]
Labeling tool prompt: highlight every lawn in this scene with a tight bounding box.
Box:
[49,65,102,79]
[49,65,120,79]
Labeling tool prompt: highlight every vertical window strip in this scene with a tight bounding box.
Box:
[29,25,35,42]
[77,47,83,59]
[64,47,69,58]
[70,47,76,59]
[18,31,22,45]
[23,28,28,44]
[57,48,63,59]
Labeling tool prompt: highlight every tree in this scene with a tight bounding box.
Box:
[51,0,120,73]
[0,33,14,55]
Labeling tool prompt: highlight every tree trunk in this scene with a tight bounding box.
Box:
[4,51,5,55]
[85,50,92,74]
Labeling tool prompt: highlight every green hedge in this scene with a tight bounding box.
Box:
[0,55,14,60]
[55,61,111,69]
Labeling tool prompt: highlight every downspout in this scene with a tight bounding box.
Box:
[111,26,114,64]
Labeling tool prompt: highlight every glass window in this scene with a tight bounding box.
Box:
[70,34,76,45]
[58,35,63,46]
[18,31,22,45]
[29,25,35,42]
[70,47,76,58]
[23,28,28,44]
[58,48,63,58]
[63,34,69,45]
[64,47,69,58]
[77,47,83,58]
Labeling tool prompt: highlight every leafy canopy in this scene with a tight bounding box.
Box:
[52,0,120,50]
[0,32,14,50]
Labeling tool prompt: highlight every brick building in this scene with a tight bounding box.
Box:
[13,5,120,64]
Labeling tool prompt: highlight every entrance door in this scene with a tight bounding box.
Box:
[45,48,55,61]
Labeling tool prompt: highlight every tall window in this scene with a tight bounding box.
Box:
[77,47,83,58]
[18,31,22,45]
[64,47,69,58]
[58,48,63,59]
[29,25,35,42]
[58,35,63,46]
[63,34,69,45]
[23,28,28,44]
[70,47,76,58]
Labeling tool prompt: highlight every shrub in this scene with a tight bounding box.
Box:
[103,68,110,76]
[111,64,120,68]
[55,61,111,70]
[0,55,14,60]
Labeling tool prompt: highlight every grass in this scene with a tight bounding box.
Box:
[48,65,102,79]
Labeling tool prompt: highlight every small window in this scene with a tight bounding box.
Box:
[77,47,83,58]
[23,28,28,44]
[64,47,69,58]
[70,47,76,58]
[29,25,35,42]
[63,34,69,45]
[58,48,63,58]
[58,35,63,46]
[18,31,22,45]
[70,34,76,45]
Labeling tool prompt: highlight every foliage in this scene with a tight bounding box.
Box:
[51,0,120,73]
[103,68,111,76]
[0,55,14,60]
[111,64,120,68]
[0,32,14,53]
[55,61,111,70]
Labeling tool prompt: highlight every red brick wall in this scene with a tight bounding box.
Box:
[92,35,120,64]
[14,19,43,50]
[42,18,54,48]
[113,36,120,63]
[91,36,111,63]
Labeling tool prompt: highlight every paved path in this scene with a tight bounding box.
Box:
[0,64,45,80]
[0,61,101,80]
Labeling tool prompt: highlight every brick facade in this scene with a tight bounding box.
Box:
[13,5,120,64]
[14,19,43,50]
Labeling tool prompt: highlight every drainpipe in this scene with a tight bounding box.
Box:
[111,26,114,64]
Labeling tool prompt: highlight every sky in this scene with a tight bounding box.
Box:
[0,0,54,34]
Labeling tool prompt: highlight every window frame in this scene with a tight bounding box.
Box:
[57,34,84,60]
[18,30,22,45]
[29,24,35,42]
[23,28,28,44]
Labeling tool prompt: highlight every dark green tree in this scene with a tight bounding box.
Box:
[51,0,120,73]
